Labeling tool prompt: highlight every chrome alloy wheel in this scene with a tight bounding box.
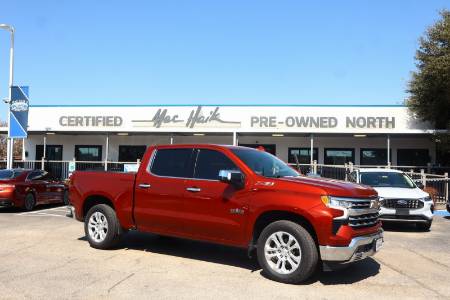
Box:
[264,231,302,274]
[88,212,109,243]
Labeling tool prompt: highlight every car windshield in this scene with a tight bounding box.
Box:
[0,169,23,179]
[360,172,416,188]
[232,148,299,178]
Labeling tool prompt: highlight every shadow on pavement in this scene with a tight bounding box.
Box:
[79,230,381,284]
[317,258,380,285]
[381,222,425,232]
[0,203,66,214]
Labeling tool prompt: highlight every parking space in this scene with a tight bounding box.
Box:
[0,206,449,299]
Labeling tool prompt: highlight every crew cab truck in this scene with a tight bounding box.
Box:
[68,144,383,284]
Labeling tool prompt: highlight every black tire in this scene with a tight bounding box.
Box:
[63,190,70,205]
[257,220,318,284]
[84,204,122,249]
[417,221,432,232]
[24,193,36,211]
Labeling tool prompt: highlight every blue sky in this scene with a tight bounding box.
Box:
[0,0,448,118]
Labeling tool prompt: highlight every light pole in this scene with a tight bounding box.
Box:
[0,24,15,169]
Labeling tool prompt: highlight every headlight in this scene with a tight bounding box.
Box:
[420,196,432,202]
[321,196,353,208]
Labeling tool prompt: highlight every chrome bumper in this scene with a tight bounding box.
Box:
[320,229,383,263]
[66,205,76,219]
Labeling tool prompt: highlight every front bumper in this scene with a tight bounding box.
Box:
[379,202,433,223]
[320,229,383,263]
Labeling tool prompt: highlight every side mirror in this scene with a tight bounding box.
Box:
[218,170,244,188]
[416,182,424,189]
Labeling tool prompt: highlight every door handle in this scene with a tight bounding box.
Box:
[138,183,151,189]
[186,187,201,193]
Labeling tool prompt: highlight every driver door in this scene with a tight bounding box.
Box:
[182,148,249,246]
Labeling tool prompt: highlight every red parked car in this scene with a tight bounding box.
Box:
[0,169,69,211]
[68,144,383,284]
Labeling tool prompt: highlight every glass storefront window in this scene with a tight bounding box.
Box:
[288,148,318,164]
[324,148,354,165]
[360,148,389,165]
[75,145,102,161]
[397,149,430,166]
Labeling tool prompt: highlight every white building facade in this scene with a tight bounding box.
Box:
[22,104,437,167]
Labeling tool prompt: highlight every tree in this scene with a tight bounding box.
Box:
[0,120,23,161]
[406,9,450,166]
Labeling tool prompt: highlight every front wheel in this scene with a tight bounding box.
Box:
[257,220,318,284]
[84,204,122,249]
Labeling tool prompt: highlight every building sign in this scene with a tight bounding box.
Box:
[27,105,432,134]
[9,86,29,138]
[59,116,123,127]
[132,106,241,128]
[250,116,395,129]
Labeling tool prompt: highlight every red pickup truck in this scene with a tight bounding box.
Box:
[68,144,383,284]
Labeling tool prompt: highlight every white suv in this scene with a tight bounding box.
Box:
[350,168,433,231]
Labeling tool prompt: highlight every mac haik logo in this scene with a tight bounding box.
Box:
[132,106,241,129]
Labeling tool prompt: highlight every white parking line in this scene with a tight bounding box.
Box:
[16,206,69,216]
[18,213,66,218]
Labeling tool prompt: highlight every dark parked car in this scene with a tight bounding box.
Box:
[0,169,68,211]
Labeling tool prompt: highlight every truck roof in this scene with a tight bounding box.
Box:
[358,168,404,173]
[154,144,256,150]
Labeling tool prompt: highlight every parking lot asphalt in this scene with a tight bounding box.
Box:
[0,205,449,300]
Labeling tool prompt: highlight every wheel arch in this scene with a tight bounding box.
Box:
[249,210,318,254]
[82,195,115,220]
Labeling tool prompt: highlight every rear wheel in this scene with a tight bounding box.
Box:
[84,204,122,249]
[24,193,36,211]
[417,221,432,231]
[257,220,318,284]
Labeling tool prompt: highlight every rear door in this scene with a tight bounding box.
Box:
[26,170,50,204]
[134,148,195,234]
[182,148,249,245]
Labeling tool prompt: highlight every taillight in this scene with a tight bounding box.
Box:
[0,184,15,190]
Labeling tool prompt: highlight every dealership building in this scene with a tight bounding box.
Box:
[14,104,440,167]
[13,105,436,166]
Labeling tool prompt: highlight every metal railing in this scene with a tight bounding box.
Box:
[289,161,449,206]
[0,159,448,205]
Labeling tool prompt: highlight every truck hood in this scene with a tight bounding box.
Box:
[372,187,428,199]
[276,176,377,198]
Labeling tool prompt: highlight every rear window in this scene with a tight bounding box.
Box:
[150,148,193,178]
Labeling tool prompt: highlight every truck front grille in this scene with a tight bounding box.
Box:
[349,213,379,228]
[382,198,424,209]
[347,198,380,229]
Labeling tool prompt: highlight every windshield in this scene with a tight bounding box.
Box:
[0,169,23,180]
[360,172,416,188]
[232,148,299,178]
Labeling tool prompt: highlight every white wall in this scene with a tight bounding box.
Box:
[24,133,435,165]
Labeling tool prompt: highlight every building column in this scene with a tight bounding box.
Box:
[22,138,25,161]
[104,134,109,171]
[233,131,238,146]
[170,134,174,145]
[310,133,314,165]
[387,134,391,167]
[43,135,47,159]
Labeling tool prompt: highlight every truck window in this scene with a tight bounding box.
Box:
[194,149,238,180]
[150,148,194,178]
